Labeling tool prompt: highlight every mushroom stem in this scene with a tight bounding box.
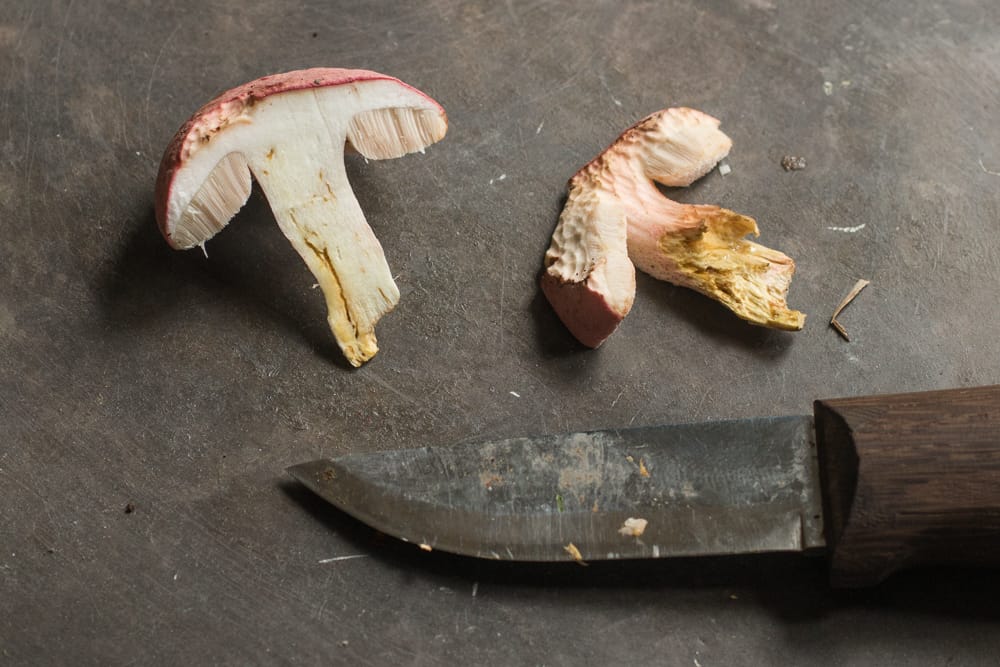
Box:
[621,175,804,331]
[244,104,397,367]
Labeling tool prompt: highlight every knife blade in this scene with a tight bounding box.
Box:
[288,386,1000,587]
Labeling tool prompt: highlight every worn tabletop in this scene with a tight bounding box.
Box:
[2,0,1000,664]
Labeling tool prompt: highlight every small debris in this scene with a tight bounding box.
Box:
[509,391,521,398]
[625,455,635,463]
[536,121,544,135]
[318,554,369,564]
[730,593,739,600]
[827,223,866,233]
[472,582,479,598]
[979,158,1000,176]
[781,156,807,171]
[419,543,433,552]
[555,494,565,512]
[638,459,650,478]
[618,517,648,537]
[339,640,349,647]
[823,81,834,96]
[563,542,588,566]
[124,502,135,514]
[718,162,732,176]
[830,278,870,341]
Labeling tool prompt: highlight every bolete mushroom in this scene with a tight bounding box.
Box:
[541,107,804,348]
[155,68,448,366]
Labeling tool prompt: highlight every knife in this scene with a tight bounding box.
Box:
[287,385,1000,587]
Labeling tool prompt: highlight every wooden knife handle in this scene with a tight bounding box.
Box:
[814,385,1000,587]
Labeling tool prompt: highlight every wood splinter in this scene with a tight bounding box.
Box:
[830,279,870,341]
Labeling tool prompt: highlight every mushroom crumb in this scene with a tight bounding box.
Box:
[419,543,433,552]
[564,542,588,565]
[618,518,648,537]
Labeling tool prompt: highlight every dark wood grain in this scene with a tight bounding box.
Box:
[815,386,1000,587]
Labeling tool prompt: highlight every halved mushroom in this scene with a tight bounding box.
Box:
[155,68,448,366]
[541,107,804,348]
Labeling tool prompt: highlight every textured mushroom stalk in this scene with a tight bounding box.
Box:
[540,186,634,348]
[154,68,448,366]
[541,107,804,347]
[627,201,804,331]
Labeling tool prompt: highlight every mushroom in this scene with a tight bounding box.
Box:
[541,107,804,348]
[155,68,448,366]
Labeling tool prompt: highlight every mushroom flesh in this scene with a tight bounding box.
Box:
[155,68,448,366]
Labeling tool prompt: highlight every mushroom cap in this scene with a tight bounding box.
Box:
[572,107,732,189]
[154,68,448,249]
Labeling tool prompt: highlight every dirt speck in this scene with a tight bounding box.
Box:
[781,156,807,171]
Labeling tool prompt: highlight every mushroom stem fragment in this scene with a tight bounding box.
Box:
[541,107,804,347]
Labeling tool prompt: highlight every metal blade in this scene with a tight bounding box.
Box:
[287,415,826,562]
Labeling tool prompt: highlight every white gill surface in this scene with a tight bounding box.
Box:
[170,152,252,249]
[348,106,447,159]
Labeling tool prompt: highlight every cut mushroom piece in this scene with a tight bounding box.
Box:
[154,68,448,366]
[627,201,804,331]
[541,107,804,347]
[540,185,635,349]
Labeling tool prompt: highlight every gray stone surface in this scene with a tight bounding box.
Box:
[2,0,999,664]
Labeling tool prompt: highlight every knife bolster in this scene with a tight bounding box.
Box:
[814,385,1000,587]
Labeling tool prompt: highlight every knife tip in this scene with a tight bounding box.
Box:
[285,458,335,481]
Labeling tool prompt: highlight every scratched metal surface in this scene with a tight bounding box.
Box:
[1,0,999,664]
[288,416,826,562]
